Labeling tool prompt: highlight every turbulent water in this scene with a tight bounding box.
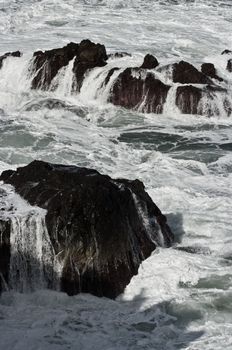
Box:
[0,0,232,349]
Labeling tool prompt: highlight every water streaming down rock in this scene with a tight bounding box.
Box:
[0,54,33,112]
[0,39,232,117]
[108,68,171,113]
[0,51,22,69]
[9,213,60,292]
[163,84,180,116]
[0,160,174,298]
[50,58,75,96]
[131,193,165,247]
[0,185,62,293]
[0,1,232,349]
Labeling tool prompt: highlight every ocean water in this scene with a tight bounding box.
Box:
[0,0,232,349]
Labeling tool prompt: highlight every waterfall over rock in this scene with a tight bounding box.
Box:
[0,39,231,117]
[0,161,174,298]
[0,185,62,294]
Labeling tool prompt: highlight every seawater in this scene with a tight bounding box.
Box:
[0,1,232,349]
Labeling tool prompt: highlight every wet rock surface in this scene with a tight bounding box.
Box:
[31,39,107,90]
[201,63,223,82]
[0,220,11,293]
[140,54,159,69]
[31,42,79,89]
[175,84,231,116]
[72,39,107,91]
[176,85,203,115]
[0,160,174,298]
[227,59,232,72]
[0,51,21,69]
[104,67,120,86]
[108,68,170,113]
[172,61,212,84]
[5,39,229,116]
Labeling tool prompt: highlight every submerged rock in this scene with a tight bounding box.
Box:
[0,160,173,298]
[107,52,132,59]
[221,49,232,55]
[227,59,232,72]
[0,51,22,69]
[109,68,170,113]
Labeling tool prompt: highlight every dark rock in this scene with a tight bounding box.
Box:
[224,98,232,116]
[33,50,43,56]
[204,85,232,116]
[176,84,231,116]
[175,246,210,255]
[172,61,212,84]
[201,63,223,82]
[176,85,202,114]
[72,39,108,91]
[31,40,108,91]
[104,67,120,86]
[31,42,79,89]
[0,160,174,298]
[221,49,232,55]
[7,51,21,58]
[0,220,11,293]
[109,68,170,113]
[227,59,232,72]
[0,51,22,69]
[140,54,159,69]
[205,84,227,93]
[108,52,132,59]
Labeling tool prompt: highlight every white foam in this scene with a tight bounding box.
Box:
[0,183,62,292]
[0,1,232,349]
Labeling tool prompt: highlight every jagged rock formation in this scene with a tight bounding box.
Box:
[108,68,170,113]
[1,39,230,116]
[31,42,79,89]
[107,59,230,115]
[171,60,212,84]
[31,39,107,90]
[0,160,173,298]
[72,39,107,91]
